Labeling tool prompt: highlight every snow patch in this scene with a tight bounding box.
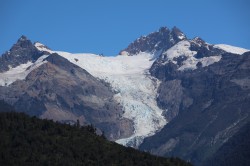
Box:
[178,33,185,40]
[0,55,49,86]
[200,56,222,67]
[163,41,221,71]
[214,44,249,55]
[35,42,52,53]
[56,51,167,147]
[163,40,196,63]
[178,55,222,71]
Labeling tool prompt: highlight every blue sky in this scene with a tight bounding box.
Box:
[0,0,250,56]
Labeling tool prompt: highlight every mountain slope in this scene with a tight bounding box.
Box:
[53,51,166,147]
[1,27,250,165]
[203,122,250,166]
[140,41,250,165]
[0,38,133,141]
[0,103,192,166]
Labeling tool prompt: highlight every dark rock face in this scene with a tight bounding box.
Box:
[0,53,133,140]
[204,122,250,166]
[157,79,193,121]
[140,52,250,165]
[190,37,224,59]
[119,26,186,55]
[148,37,230,121]
[0,36,46,72]
[119,27,250,164]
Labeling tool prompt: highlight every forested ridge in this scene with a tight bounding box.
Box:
[0,100,192,166]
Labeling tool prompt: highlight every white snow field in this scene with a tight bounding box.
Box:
[35,42,53,53]
[56,51,167,147]
[214,44,249,55]
[0,55,49,86]
[162,40,222,71]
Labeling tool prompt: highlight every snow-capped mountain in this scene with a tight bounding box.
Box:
[0,36,134,141]
[0,35,46,73]
[139,31,250,165]
[120,26,186,56]
[0,26,250,165]
[55,51,166,147]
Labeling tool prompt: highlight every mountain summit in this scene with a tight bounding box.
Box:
[120,26,186,56]
[0,26,250,165]
[0,35,45,72]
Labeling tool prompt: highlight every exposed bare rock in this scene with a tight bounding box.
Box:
[0,36,46,72]
[0,53,134,140]
[157,79,184,121]
[119,26,186,56]
[140,50,250,165]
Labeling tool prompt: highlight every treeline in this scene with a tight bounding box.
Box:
[0,100,192,166]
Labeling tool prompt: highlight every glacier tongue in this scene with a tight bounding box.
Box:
[109,73,166,148]
[56,51,167,148]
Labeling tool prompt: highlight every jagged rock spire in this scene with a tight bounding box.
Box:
[0,35,43,72]
[120,26,187,56]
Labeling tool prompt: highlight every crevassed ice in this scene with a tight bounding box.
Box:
[57,51,167,148]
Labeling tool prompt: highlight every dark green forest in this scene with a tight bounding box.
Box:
[0,100,192,166]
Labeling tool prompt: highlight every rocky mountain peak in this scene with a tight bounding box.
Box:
[18,35,28,41]
[119,26,186,56]
[10,35,33,52]
[190,37,206,46]
[158,26,170,33]
[0,35,44,72]
[171,26,186,40]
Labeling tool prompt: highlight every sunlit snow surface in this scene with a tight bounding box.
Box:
[0,55,49,86]
[214,44,249,55]
[35,42,53,53]
[163,41,222,70]
[56,51,167,147]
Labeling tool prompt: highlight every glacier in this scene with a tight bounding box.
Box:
[55,51,167,148]
[1,39,246,147]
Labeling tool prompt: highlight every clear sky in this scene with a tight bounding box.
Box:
[0,0,250,56]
